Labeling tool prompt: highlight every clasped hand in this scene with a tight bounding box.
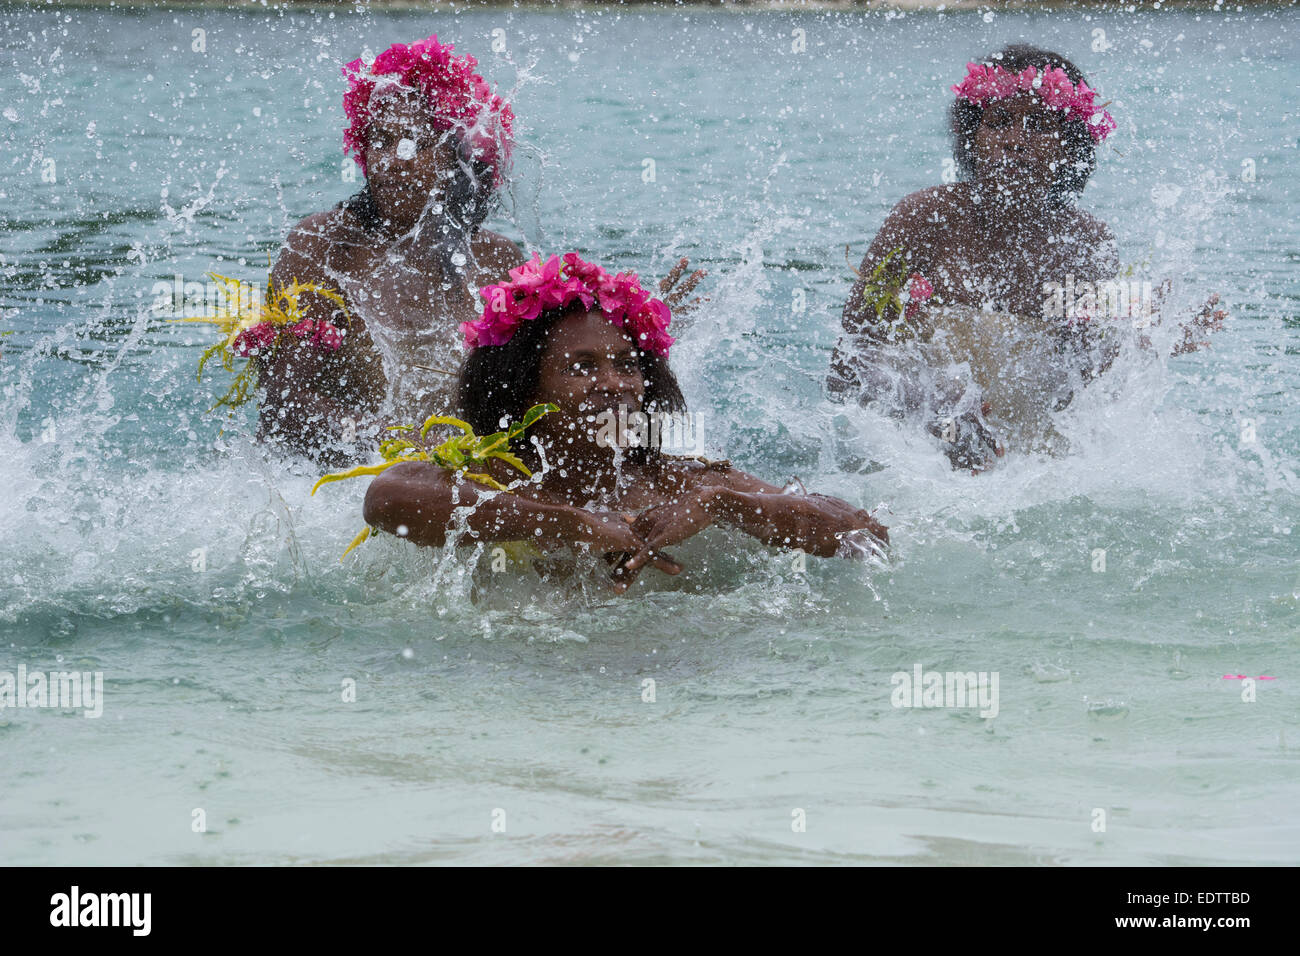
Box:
[584,486,888,593]
[581,487,719,594]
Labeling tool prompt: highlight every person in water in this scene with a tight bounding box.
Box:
[828,43,1225,471]
[361,252,889,594]
[256,35,525,465]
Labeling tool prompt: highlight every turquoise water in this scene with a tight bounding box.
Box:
[2,4,1298,864]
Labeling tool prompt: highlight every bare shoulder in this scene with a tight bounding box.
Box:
[273,207,356,284]
[470,229,526,281]
[864,185,968,262]
[897,184,966,219]
[289,207,356,248]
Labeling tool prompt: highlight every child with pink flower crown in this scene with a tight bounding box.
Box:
[358,251,888,593]
[253,34,526,466]
[252,34,703,468]
[828,44,1226,472]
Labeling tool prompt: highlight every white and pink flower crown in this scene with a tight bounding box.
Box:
[462,252,675,357]
[342,35,515,186]
[951,61,1116,143]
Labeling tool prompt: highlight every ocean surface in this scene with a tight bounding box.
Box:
[2,3,1297,865]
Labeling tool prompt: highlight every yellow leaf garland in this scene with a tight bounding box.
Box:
[852,245,923,344]
[172,270,351,413]
[312,402,559,560]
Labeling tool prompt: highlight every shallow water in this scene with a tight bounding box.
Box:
[2,4,1298,864]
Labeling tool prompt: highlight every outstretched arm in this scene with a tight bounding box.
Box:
[708,485,889,556]
[362,462,644,552]
[616,468,888,590]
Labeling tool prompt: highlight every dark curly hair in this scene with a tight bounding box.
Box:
[950,44,1099,202]
[457,304,688,467]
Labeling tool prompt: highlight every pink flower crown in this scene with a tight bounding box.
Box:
[952,61,1116,143]
[462,252,676,357]
[342,34,515,186]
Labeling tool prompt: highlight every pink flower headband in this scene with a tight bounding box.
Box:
[462,252,676,357]
[951,62,1116,143]
[342,34,515,186]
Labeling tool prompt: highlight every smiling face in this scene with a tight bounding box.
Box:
[972,92,1070,201]
[362,85,461,228]
[530,309,647,456]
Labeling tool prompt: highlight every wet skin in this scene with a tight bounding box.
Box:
[363,309,889,593]
[257,86,525,464]
[830,90,1225,470]
[845,93,1118,324]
